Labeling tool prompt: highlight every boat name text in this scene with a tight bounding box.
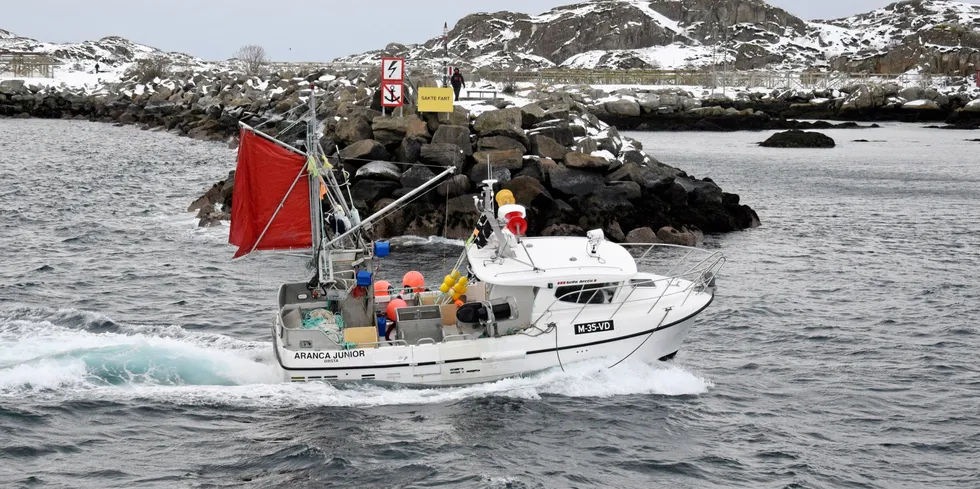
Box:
[294,350,366,362]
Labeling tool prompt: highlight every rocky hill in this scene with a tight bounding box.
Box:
[0,29,213,75]
[337,0,980,75]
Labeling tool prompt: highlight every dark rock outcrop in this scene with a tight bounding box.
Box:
[759,130,836,148]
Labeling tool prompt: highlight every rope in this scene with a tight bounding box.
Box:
[443,184,450,238]
[607,309,670,369]
[555,323,565,373]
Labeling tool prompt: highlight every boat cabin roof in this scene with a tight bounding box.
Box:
[467,236,637,287]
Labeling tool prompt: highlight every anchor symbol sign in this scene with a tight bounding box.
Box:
[381,82,404,108]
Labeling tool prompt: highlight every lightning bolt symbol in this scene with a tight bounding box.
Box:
[387,61,398,78]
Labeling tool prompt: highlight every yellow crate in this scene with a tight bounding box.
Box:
[343,327,379,348]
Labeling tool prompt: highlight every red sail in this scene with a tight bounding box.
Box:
[229,129,312,258]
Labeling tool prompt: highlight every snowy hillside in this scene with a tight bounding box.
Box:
[0,30,215,82]
[337,0,980,74]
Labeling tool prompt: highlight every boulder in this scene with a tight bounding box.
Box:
[355,161,401,182]
[371,115,429,146]
[502,176,554,211]
[656,226,698,247]
[335,115,373,144]
[369,198,408,239]
[521,103,547,127]
[541,224,585,237]
[438,174,471,197]
[902,99,941,110]
[340,139,389,162]
[352,179,399,203]
[759,130,836,148]
[395,136,425,163]
[605,161,679,192]
[676,177,723,206]
[604,222,627,243]
[899,86,924,101]
[626,227,660,244]
[477,135,527,153]
[0,80,26,95]
[473,107,523,136]
[565,152,613,171]
[529,122,574,147]
[420,143,465,171]
[604,98,641,117]
[472,149,524,171]
[547,165,605,196]
[444,194,482,239]
[469,163,512,184]
[530,135,567,161]
[517,157,557,182]
[608,181,642,200]
[400,165,436,189]
[962,99,980,113]
[431,125,472,155]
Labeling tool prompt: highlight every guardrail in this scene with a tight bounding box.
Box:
[529,243,725,329]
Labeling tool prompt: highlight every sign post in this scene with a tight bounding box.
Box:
[976,68,980,88]
[380,57,405,115]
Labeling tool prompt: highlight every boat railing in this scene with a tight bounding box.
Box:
[532,243,725,327]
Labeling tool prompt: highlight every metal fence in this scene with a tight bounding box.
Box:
[482,69,967,90]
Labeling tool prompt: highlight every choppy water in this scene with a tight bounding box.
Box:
[1,120,978,488]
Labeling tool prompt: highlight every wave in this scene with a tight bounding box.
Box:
[0,307,279,393]
[388,235,465,248]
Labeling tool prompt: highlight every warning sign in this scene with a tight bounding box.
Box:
[381,82,404,107]
[418,87,455,113]
[381,57,405,82]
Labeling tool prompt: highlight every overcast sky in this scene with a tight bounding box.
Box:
[4,0,979,62]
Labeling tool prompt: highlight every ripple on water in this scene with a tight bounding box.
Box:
[1,120,979,488]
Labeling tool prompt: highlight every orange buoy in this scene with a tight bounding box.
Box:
[374,280,392,297]
[454,299,464,307]
[386,298,408,321]
[403,271,425,293]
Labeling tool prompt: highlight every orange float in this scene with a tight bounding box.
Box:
[402,271,425,293]
[374,280,392,297]
[386,298,408,320]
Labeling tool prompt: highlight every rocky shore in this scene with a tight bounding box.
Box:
[0,70,760,244]
[532,84,980,131]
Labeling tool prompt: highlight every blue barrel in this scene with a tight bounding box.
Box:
[377,315,387,337]
[356,270,373,287]
[374,241,390,258]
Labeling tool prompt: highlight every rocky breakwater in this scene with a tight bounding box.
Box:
[530,83,980,131]
[0,67,381,143]
[192,100,760,245]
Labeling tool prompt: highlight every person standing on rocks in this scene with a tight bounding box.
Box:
[451,68,465,101]
[95,63,100,74]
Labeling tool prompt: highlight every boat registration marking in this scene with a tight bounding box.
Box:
[574,320,615,335]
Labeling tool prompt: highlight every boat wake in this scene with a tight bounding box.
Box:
[1,306,712,407]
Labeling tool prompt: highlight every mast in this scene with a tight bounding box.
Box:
[307,83,325,262]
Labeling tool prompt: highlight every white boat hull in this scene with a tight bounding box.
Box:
[273,293,711,386]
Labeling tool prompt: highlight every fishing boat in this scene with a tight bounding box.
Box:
[230,85,725,386]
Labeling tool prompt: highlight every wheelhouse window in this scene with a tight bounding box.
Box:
[555,283,619,304]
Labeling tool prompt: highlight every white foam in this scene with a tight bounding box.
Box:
[0,316,281,394]
[389,235,465,247]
